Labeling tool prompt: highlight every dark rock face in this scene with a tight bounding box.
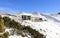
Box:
[58,12,60,14]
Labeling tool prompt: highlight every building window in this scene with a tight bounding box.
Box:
[39,18,42,20]
[27,16,31,20]
[22,15,31,20]
[22,15,26,20]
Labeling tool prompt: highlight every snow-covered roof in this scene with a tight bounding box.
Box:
[17,12,32,16]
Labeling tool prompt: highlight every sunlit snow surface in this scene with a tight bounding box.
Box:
[9,35,28,38]
[52,14,60,21]
[11,13,60,38]
[22,20,60,38]
[1,12,60,38]
[5,28,29,38]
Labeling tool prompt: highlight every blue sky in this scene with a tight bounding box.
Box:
[0,0,60,14]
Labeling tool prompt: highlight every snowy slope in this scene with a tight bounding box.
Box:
[22,20,60,38]
[51,14,60,21]
[21,13,60,38]
[5,28,31,38]
[9,35,28,38]
[1,12,60,38]
[40,14,60,23]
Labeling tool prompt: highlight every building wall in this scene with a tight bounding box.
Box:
[31,17,43,22]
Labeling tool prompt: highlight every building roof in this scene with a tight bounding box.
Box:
[18,12,32,16]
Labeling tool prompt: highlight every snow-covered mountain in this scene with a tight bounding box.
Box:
[51,13,60,21]
[21,12,60,38]
[0,12,60,38]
